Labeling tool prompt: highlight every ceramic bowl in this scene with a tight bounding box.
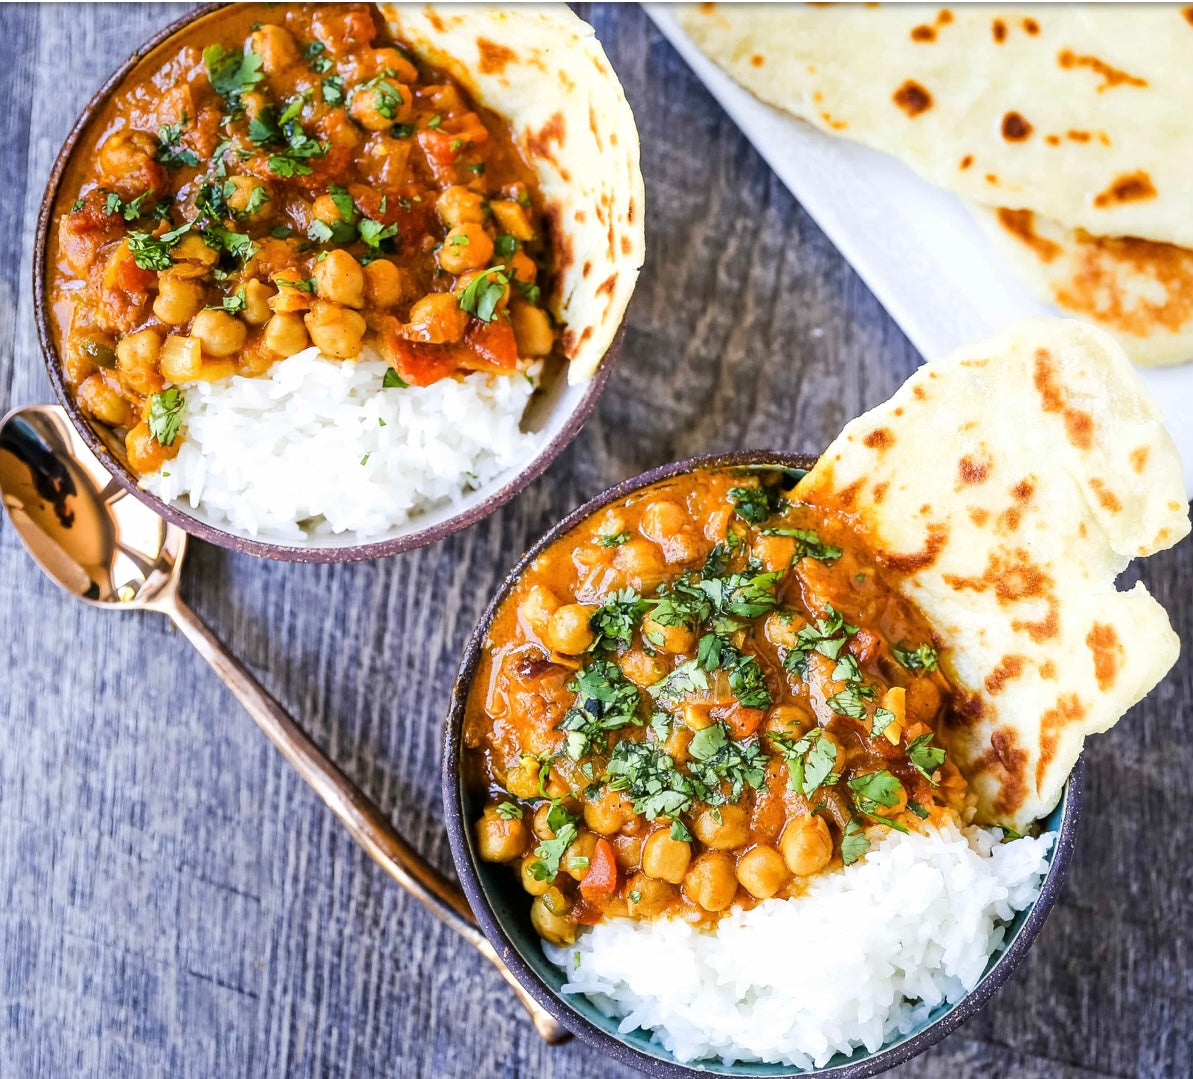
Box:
[442,449,1084,1077]
[33,3,630,563]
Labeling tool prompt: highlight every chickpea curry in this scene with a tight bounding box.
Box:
[48,2,558,475]
[464,467,972,946]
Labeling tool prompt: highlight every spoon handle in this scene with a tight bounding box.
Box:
[163,594,569,1046]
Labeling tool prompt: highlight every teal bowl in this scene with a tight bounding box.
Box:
[443,450,1084,1077]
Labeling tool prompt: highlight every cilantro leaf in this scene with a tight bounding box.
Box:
[645,658,708,704]
[769,727,839,797]
[906,733,946,784]
[147,389,185,447]
[588,588,648,653]
[322,74,346,106]
[597,531,630,547]
[382,368,409,389]
[126,224,190,270]
[687,722,768,804]
[729,482,787,524]
[457,265,508,323]
[841,818,869,865]
[495,801,523,820]
[606,739,694,820]
[358,217,398,250]
[203,44,264,107]
[783,605,858,677]
[870,706,897,740]
[558,659,642,760]
[893,642,939,672]
[848,770,905,815]
[528,809,579,881]
[155,121,200,170]
[761,527,842,563]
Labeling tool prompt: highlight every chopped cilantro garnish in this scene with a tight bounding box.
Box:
[892,642,939,672]
[598,531,630,547]
[783,605,858,678]
[848,770,905,816]
[494,234,518,259]
[841,818,869,865]
[728,482,787,524]
[906,733,946,784]
[322,74,346,106]
[382,368,409,389]
[103,190,151,222]
[669,819,692,842]
[769,728,839,797]
[155,121,200,170]
[202,44,264,108]
[207,285,247,314]
[147,388,185,446]
[457,265,508,323]
[907,800,930,820]
[687,722,768,804]
[126,224,190,270]
[358,217,399,250]
[650,572,712,630]
[588,588,648,653]
[761,527,842,563]
[558,659,641,760]
[870,706,897,740]
[825,681,875,720]
[645,658,708,704]
[275,276,315,292]
[515,279,541,305]
[427,114,443,129]
[606,739,693,820]
[528,806,579,881]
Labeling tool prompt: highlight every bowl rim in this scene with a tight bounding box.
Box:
[441,448,1086,1078]
[31,1,625,565]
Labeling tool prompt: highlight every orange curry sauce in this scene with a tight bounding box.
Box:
[464,467,969,946]
[47,2,557,473]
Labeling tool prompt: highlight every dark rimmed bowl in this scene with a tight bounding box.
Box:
[32,3,627,564]
[443,449,1084,1077]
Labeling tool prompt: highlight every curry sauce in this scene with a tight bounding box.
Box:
[48,2,558,474]
[464,467,970,945]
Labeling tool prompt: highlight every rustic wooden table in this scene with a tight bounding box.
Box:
[1,4,1188,1077]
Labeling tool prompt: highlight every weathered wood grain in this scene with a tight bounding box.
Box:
[0,5,1189,1077]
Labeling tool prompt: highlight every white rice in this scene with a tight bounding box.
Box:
[141,347,542,541]
[544,821,1054,1069]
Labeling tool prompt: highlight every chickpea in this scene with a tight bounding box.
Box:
[640,613,695,655]
[736,845,790,899]
[519,583,560,635]
[436,185,487,227]
[764,610,803,649]
[530,889,575,946]
[475,806,529,863]
[564,831,598,881]
[311,194,344,225]
[763,704,812,738]
[153,272,205,326]
[313,249,366,309]
[248,24,300,74]
[77,372,134,428]
[691,804,750,850]
[610,833,644,871]
[363,259,411,310]
[159,335,203,383]
[504,757,543,801]
[349,79,413,130]
[532,802,558,841]
[542,603,596,655]
[115,329,164,395]
[510,301,554,358]
[262,312,310,357]
[242,279,274,326]
[582,787,636,836]
[125,420,178,473]
[269,276,313,314]
[641,501,689,542]
[490,199,536,241]
[618,649,667,687]
[405,292,468,345]
[507,250,538,284]
[224,175,272,222]
[682,852,738,912]
[438,223,495,275]
[625,873,676,919]
[753,533,797,573]
[305,300,366,359]
[369,47,418,84]
[641,829,692,884]
[612,538,667,591]
[98,130,157,182]
[240,90,269,122]
[188,309,247,358]
[781,814,834,877]
[520,854,554,896]
[171,233,220,274]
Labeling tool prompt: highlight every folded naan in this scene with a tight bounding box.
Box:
[797,319,1189,829]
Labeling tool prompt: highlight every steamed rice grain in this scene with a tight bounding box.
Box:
[141,347,541,541]
[544,821,1054,1069]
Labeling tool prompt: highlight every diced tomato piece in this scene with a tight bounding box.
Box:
[579,838,619,900]
[380,332,461,387]
[462,318,518,374]
[720,703,766,740]
[418,129,463,171]
[852,628,881,665]
[59,201,122,277]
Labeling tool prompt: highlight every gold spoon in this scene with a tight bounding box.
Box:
[0,403,568,1045]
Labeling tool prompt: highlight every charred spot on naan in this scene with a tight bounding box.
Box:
[1094,171,1158,208]
[1033,348,1094,450]
[1001,112,1033,141]
[1057,49,1148,92]
[892,80,933,117]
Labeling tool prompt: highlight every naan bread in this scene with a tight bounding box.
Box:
[380,4,645,382]
[678,4,1193,247]
[797,319,1189,829]
[971,204,1193,368]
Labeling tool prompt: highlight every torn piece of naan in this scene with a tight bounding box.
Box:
[971,204,1193,368]
[797,319,1189,829]
[677,3,1193,248]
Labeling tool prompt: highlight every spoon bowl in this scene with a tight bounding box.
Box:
[0,402,568,1044]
